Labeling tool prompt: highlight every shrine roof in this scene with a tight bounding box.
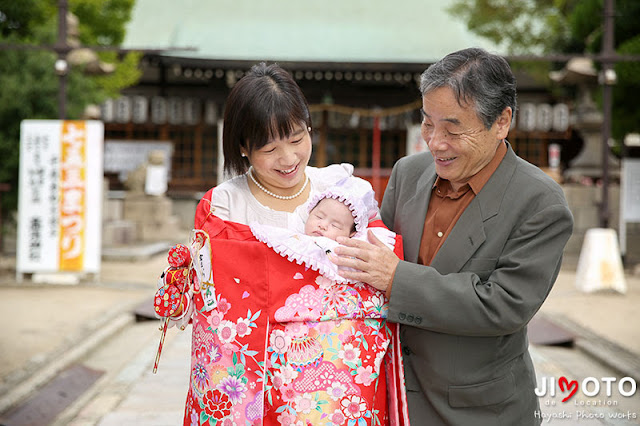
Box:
[122,0,504,64]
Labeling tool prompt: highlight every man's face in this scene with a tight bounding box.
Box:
[421,87,511,190]
[305,198,355,241]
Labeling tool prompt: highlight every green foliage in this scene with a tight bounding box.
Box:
[612,35,640,141]
[566,0,601,51]
[0,0,139,218]
[94,51,143,99]
[0,49,57,214]
[447,0,640,144]
[447,0,571,54]
[0,0,55,40]
[72,0,134,45]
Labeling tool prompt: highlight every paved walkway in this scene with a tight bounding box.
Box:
[0,250,639,425]
[0,250,168,418]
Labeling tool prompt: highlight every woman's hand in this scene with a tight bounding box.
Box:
[331,230,400,293]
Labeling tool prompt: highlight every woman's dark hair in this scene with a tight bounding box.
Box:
[222,63,312,176]
[419,47,517,129]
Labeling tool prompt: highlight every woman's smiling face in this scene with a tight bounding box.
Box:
[244,123,312,196]
[421,87,511,190]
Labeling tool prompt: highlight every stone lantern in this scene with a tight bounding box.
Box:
[550,58,620,182]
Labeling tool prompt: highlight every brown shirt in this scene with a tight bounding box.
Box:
[417,141,507,266]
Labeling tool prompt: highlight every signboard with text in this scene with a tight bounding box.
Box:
[17,120,104,275]
[103,140,172,181]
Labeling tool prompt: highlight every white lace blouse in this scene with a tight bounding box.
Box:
[208,163,354,231]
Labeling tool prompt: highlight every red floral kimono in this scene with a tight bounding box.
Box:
[180,213,409,426]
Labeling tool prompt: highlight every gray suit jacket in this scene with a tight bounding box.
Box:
[381,144,573,426]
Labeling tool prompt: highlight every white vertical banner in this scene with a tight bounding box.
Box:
[17,120,103,276]
[619,158,640,257]
[216,118,228,183]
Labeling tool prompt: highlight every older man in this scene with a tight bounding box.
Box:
[333,48,573,425]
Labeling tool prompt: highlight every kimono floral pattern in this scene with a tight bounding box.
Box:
[180,219,405,426]
[185,273,397,426]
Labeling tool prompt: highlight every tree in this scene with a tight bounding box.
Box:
[566,0,640,143]
[447,0,572,54]
[0,0,141,222]
[448,0,640,142]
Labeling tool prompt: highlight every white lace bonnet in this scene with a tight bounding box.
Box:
[307,176,379,235]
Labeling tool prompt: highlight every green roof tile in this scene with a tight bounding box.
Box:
[123,0,503,63]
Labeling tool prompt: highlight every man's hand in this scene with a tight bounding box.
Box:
[331,230,400,293]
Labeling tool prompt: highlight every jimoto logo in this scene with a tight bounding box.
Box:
[535,376,637,402]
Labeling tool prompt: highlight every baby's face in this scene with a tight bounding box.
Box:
[305,198,355,240]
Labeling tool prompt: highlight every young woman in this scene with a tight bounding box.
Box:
[157,63,408,426]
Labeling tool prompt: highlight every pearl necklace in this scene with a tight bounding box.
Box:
[248,167,309,200]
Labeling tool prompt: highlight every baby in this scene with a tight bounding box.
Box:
[250,176,395,283]
[306,175,378,235]
[305,197,357,240]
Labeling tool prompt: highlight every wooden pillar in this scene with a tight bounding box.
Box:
[194,123,203,180]
[159,124,169,140]
[317,109,328,167]
[358,129,367,169]
[372,116,381,201]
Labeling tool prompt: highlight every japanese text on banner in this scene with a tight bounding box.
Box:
[58,121,86,271]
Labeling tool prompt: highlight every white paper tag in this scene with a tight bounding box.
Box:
[201,282,217,311]
[189,229,216,311]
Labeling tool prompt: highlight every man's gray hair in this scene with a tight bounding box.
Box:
[420,48,517,129]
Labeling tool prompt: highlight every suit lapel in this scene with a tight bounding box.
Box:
[431,143,518,273]
[403,161,437,263]
[431,201,486,273]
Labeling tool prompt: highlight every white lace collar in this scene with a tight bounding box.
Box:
[250,222,396,284]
